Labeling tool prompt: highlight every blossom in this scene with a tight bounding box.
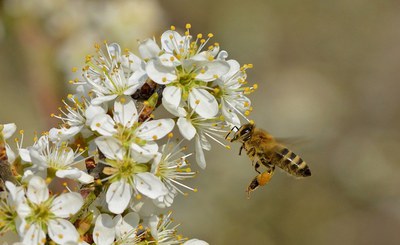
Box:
[151,140,196,208]
[91,95,174,163]
[49,96,106,142]
[139,26,230,119]
[83,43,147,105]
[16,176,83,245]
[215,59,253,126]
[20,135,93,184]
[93,212,140,245]
[95,136,167,214]
[147,212,186,245]
[0,182,25,234]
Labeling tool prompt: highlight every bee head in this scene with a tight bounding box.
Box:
[231,123,254,142]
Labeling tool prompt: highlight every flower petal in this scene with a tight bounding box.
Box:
[93,214,116,245]
[161,30,184,54]
[188,88,218,119]
[135,172,167,199]
[21,223,46,245]
[139,38,161,59]
[136,119,175,141]
[162,86,182,111]
[95,136,125,161]
[51,192,83,218]
[48,219,79,244]
[27,176,49,204]
[195,136,206,169]
[106,179,132,214]
[91,94,118,105]
[113,96,138,128]
[2,123,16,139]
[177,117,196,140]
[146,60,177,85]
[195,60,230,82]
[115,212,140,239]
[184,239,210,245]
[131,142,159,163]
[90,114,117,136]
[85,105,107,126]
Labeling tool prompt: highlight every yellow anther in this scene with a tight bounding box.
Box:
[207,33,214,38]
[197,33,203,39]
[68,80,74,84]
[186,168,192,173]
[96,123,101,127]
[244,101,249,107]
[45,178,52,184]
[247,64,254,68]
[119,97,126,103]
[193,188,198,192]
[170,25,176,31]
[200,39,205,44]
[214,42,220,46]
[186,23,191,29]
[195,99,200,105]
[168,132,174,138]
[169,34,173,40]
[213,74,219,79]
[162,77,167,83]
[67,94,73,99]
[249,120,255,125]
[225,145,231,150]
[245,110,250,116]
[143,101,149,106]
[62,182,68,187]
[71,67,78,72]
[213,87,220,94]
[200,69,206,74]
[185,31,189,36]
[170,56,175,61]
[253,83,258,89]
[94,43,100,50]
[136,194,142,200]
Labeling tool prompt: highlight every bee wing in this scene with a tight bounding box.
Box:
[274,137,311,147]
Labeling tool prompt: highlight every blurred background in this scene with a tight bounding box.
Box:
[1,0,400,244]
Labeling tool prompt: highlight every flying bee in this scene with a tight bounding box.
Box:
[227,123,311,198]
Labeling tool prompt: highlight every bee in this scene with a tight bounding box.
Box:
[227,123,311,198]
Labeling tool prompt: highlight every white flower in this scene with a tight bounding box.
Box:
[84,43,147,105]
[148,212,186,245]
[0,182,25,234]
[49,96,106,142]
[22,135,94,184]
[95,137,167,214]
[16,176,83,245]
[93,212,140,245]
[176,115,228,169]
[184,239,209,245]
[139,28,230,119]
[215,59,253,126]
[151,140,196,208]
[91,96,174,163]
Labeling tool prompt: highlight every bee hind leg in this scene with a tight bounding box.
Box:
[246,168,274,199]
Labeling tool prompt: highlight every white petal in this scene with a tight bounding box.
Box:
[19,148,31,162]
[139,38,161,59]
[195,136,206,169]
[48,219,79,244]
[48,126,82,141]
[131,142,159,163]
[135,172,167,199]
[159,53,181,67]
[2,123,16,139]
[21,223,46,245]
[106,180,132,214]
[115,212,140,239]
[95,136,125,161]
[162,96,188,117]
[177,117,196,140]
[91,94,118,105]
[77,172,95,184]
[222,59,241,80]
[27,176,49,204]
[184,239,210,245]
[113,96,138,128]
[56,169,81,179]
[189,88,219,119]
[29,148,47,168]
[195,60,230,82]
[85,105,107,125]
[217,50,229,60]
[90,114,117,136]
[136,119,175,141]
[161,30,184,53]
[5,144,15,163]
[148,215,159,238]
[93,214,116,245]
[162,86,182,112]
[146,59,177,85]
[51,192,83,218]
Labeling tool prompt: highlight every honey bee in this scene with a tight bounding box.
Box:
[227,123,311,198]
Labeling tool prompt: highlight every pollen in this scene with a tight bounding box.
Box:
[45,177,52,184]
[119,97,126,103]
[58,234,64,239]
[186,23,191,29]
[200,39,206,44]
[170,56,175,61]
[193,188,198,192]
[71,67,78,72]
[67,94,73,99]
[225,145,231,150]
[213,87,220,94]
[245,110,250,116]
[253,83,258,89]
[169,34,174,40]
[249,120,255,125]
[213,74,219,79]
[207,33,214,38]
[185,31,189,36]
[195,99,200,105]
[96,123,101,127]
[168,132,174,138]
[197,33,203,39]
[244,101,250,107]
[200,69,206,74]
[136,194,142,200]
[68,80,74,84]
[170,25,176,30]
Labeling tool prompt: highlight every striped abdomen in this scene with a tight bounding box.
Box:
[272,146,311,177]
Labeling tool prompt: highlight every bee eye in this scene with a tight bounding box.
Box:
[240,128,251,136]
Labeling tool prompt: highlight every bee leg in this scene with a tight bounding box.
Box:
[254,162,261,173]
[246,168,274,199]
[239,144,244,155]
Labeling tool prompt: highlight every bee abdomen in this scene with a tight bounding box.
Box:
[274,147,311,177]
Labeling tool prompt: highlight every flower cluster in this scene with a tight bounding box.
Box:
[0,25,256,244]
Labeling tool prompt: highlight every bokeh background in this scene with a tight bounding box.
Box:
[1,0,400,244]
